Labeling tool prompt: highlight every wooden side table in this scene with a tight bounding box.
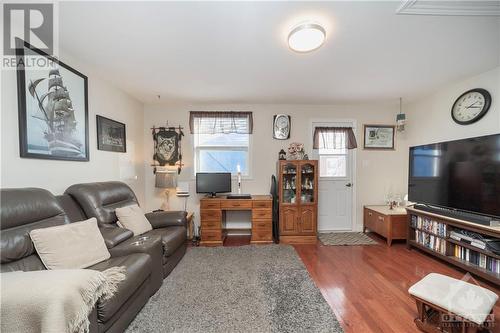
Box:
[363,205,407,246]
[186,212,194,240]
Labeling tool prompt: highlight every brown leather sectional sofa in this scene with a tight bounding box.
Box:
[0,181,187,333]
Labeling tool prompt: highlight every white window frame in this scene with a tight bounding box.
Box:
[193,132,252,179]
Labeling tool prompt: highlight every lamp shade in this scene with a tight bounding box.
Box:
[155,170,178,188]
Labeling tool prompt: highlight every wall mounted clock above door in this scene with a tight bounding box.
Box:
[451,88,491,125]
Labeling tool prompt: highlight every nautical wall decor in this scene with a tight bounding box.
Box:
[152,125,184,174]
[16,39,89,161]
[96,115,126,152]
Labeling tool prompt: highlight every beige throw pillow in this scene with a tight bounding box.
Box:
[115,204,152,236]
[30,218,110,270]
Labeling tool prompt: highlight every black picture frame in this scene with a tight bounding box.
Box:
[363,124,395,150]
[96,115,126,153]
[16,38,89,161]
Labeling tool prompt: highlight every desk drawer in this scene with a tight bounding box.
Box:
[221,200,252,210]
[253,200,272,209]
[201,201,220,209]
[252,220,272,230]
[252,209,272,219]
[252,229,272,241]
[200,209,221,221]
[201,229,222,242]
[201,220,221,230]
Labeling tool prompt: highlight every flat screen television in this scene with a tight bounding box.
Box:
[196,172,232,197]
[408,133,500,220]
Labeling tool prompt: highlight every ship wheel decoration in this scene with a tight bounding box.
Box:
[151,124,184,174]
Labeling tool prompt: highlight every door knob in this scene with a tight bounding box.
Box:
[345,183,352,187]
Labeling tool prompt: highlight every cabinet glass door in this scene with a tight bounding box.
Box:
[300,162,316,204]
[281,163,298,204]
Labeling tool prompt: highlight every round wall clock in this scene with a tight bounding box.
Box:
[273,114,291,140]
[451,88,491,125]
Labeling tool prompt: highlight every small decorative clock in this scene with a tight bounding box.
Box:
[273,114,291,140]
[451,88,491,125]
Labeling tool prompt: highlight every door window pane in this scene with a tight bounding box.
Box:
[320,155,346,177]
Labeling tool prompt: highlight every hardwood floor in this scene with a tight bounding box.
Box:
[222,234,500,333]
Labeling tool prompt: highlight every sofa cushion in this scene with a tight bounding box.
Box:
[89,253,152,323]
[146,226,186,257]
[30,218,110,269]
[1,188,68,265]
[65,182,139,225]
[115,205,152,236]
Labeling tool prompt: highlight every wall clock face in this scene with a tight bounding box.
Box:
[273,114,291,140]
[451,88,491,125]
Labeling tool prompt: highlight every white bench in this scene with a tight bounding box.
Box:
[408,273,498,332]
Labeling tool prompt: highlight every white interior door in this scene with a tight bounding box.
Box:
[312,121,355,232]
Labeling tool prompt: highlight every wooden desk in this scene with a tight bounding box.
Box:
[200,195,273,246]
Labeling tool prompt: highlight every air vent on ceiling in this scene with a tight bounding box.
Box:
[397,0,500,16]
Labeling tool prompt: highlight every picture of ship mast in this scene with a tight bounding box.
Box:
[28,68,84,157]
[16,39,89,161]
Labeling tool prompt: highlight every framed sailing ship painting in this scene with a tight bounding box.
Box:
[96,115,126,152]
[16,38,89,161]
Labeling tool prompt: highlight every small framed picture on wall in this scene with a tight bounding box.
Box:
[96,115,126,152]
[363,125,395,150]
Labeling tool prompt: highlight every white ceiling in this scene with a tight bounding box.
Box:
[59,1,500,105]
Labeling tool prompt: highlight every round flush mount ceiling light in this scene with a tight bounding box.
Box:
[288,22,326,53]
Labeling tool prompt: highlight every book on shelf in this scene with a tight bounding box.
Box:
[454,245,500,274]
[415,230,447,255]
[411,215,447,237]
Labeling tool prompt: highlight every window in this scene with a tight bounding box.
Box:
[312,125,356,178]
[318,132,348,178]
[191,112,252,176]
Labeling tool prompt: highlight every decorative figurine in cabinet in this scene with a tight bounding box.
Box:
[277,160,318,244]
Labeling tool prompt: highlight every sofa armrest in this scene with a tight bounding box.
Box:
[145,211,187,229]
[99,226,133,249]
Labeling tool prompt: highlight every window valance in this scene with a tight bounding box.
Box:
[313,127,358,150]
[189,111,253,134]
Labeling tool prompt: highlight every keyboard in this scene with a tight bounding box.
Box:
[227,194,252,199]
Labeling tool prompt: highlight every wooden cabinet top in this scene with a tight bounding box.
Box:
[200,195,272,202]
[365,205,407,216]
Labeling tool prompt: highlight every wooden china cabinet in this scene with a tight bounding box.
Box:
[277,160,318,244]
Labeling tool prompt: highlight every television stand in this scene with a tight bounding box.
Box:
[413,204,498,227]
[407,206,500,286]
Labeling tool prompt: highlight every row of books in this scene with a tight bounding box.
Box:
[415,230,447,255]
[411,215,447,237]
[454,245,500,274]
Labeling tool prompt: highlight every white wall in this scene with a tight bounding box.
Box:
[144,103,409,232]
[401,66,500,177]
[406,67,499,146]
[1,51,146,204]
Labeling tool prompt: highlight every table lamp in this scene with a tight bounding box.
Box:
[155,169,178,210]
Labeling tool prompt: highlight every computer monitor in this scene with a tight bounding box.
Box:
[196,172,232,197]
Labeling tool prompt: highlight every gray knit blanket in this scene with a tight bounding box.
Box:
[1,267,126,333]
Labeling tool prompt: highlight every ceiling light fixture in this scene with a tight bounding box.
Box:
[288,22,326,53]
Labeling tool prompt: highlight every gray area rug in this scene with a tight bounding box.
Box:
[319,232,379,246]
[127,245,343,333]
